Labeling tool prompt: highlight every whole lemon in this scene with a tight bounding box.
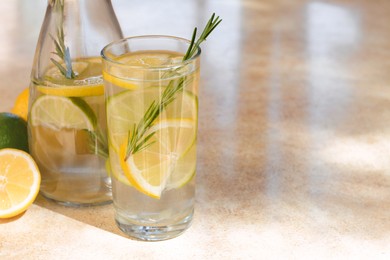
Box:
[0,112,29,152]
[11,88,29,121]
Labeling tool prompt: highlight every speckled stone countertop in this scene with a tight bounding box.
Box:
[2,0,390,258]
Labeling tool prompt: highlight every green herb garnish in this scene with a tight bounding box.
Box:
[49,0,108,157]
[50,0,75,79]
[125,13,222,158]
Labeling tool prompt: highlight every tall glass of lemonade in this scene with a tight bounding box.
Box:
[102,36,200,240]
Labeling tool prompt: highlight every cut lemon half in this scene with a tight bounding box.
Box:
[117,118,196,199]
[107,87,197,153]
[30,95,96,131]
[0,148,41,218]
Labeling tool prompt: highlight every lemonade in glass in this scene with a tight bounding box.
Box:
[102,36,200,240]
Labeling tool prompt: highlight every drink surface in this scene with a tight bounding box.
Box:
[105,50,198,229]
[28,57,111,205]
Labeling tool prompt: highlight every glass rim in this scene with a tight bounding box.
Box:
[101,35,201,69]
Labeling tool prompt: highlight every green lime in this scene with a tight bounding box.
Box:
[0,112,29,152]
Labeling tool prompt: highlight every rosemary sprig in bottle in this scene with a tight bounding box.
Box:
[50,0,76,79]
[48,0,108,157]
[125,13,222,159]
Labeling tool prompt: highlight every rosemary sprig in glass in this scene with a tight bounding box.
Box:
[125,13,222,159]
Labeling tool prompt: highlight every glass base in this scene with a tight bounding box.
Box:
[115,210,194,241]
[41,192,112,207]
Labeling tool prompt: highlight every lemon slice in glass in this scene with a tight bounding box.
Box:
[118,119,196,199]
[107,87,197,152]
[106,87,198,198]
[102,71,137,90]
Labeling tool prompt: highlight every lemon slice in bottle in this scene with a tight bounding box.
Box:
[30,95,96,131]
[36,59,104,97]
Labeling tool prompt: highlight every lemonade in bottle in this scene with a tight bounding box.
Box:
[27,0,122,205]
[29,58,111,205]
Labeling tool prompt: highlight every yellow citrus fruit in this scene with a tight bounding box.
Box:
[106,88,197,152]
[36,84,104,97]
[102,52,179,90]
[0,148,41,218]
[118,119,196,199]
[107,87,198,199]
[30,95,96,131]
[11,88,29,121]
[36,58,104,97]
[102,71,137,90]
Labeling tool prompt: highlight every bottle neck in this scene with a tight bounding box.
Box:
[49,0,115,17]
[31,0,123,79]
[47,0,122,57]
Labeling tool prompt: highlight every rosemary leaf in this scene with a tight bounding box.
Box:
[51,0,75,79]
[50,58,68,76]
[183,28,197,61]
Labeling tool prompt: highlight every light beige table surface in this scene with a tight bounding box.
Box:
[2,0,390,258]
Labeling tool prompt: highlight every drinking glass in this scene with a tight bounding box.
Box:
[102,35,200,241]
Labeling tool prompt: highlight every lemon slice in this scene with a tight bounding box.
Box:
[118,119,196,199]
[44,61,89,82]
[0,148,41,218]
[102,52,183,89]
[115,53,171,67]
[166,142,196,190]
[37,58,105,97]
[107,87,197,152]
[36,84,104,97]
[109,146,131,185]
[103,71,137,90]
[30,95,96,131]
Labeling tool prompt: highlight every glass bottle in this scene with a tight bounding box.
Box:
[28,0,123,206]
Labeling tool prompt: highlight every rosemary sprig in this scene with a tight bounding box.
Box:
[125,13,222,158]
[44,1,107,158]
[68,97,108,158]
[88,129,109,158]
[51,0,75,79]
[126,77,186,157]
[183,13,222,60]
